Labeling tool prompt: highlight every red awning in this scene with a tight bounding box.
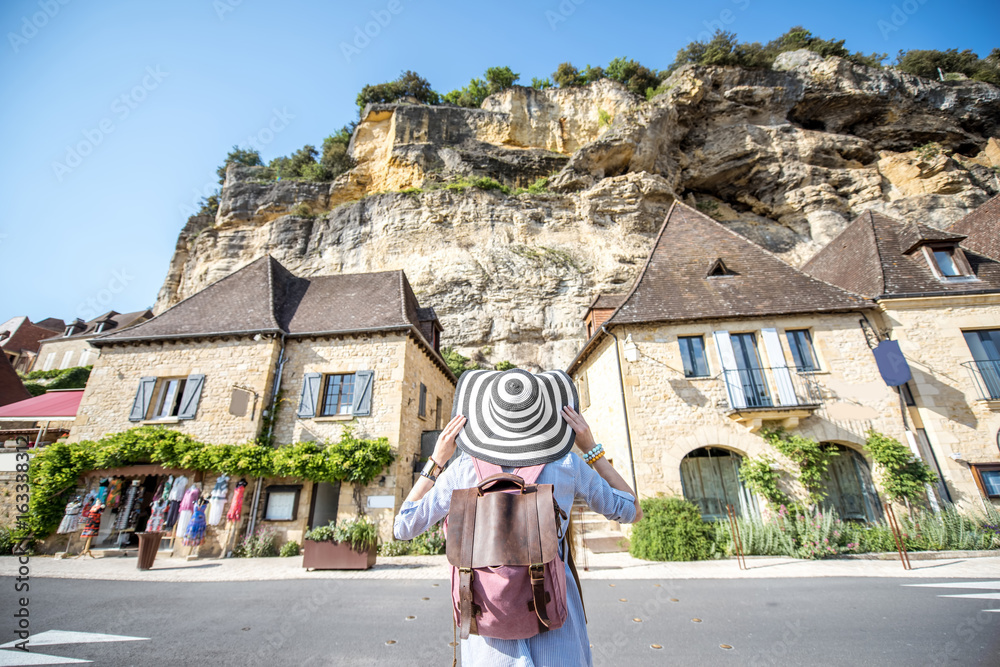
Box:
[0,390,84,420]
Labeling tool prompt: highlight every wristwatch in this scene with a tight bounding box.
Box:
[420,457,445,482]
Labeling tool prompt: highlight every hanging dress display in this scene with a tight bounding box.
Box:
[105,478,124,510]
[146,498,168,532]
[226,479,248,523]
[207,475,229,526]
[183,500,208,547]
[164,475,187,529]
[114,481,142,530]
[95,479,110,505]
[57,500,83,534]
[80,505,104,538]
[175,486,200,538]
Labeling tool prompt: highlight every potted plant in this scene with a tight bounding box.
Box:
[302,516,379,570]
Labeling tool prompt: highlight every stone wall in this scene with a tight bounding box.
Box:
[575,312,908,507]
[33,337,98,371]
[877,295,1000,511]
[69,337,280,444]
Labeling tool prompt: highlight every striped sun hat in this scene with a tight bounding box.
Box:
[452,368,579,467]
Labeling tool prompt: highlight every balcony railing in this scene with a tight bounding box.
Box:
[961,359,1000,401]
[718,367,821,411]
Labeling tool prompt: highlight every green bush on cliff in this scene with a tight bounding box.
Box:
[356,70,439,114]
[896,48,1000,85]
[444,66,520,108]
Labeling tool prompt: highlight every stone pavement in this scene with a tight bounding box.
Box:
[3,550,998,583]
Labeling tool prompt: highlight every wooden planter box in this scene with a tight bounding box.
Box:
[302,539,377,570]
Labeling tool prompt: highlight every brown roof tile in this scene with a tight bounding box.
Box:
[94,256,436,343]
[606,202,869,326]
[803,210,1000,298]
[949,194,1000,261]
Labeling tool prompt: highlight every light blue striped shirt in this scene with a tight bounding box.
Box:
[394,452,637,666]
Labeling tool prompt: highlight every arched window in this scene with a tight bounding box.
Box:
[820,444,882,522]
[680,447,758,521]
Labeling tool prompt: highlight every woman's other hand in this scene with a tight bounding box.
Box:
[561,406,595,452]
[432,414,466,465]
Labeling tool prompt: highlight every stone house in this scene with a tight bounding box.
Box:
[0,316,64,373]
[58,256,454,555]
[803,202,1000,511]
[35,310,152,372]
[569,202,916,524]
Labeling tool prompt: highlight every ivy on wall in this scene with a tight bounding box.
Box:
[25,426,393,538]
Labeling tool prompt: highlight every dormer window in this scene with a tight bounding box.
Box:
[923,245,975,282]
[706,258,735,278]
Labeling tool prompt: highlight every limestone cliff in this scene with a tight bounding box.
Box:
[155,51,1000,370]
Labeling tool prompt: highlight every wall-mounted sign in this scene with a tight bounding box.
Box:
[366,495,395,509]
[873,340,912,387]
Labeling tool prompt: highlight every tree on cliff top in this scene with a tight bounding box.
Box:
[356,70,440,115]
[216,146,263,185]
[667,27,886,74]
[443,66,520,108]
[896,48,1000,85]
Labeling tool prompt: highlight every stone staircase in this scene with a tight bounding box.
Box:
[569,502,629,558]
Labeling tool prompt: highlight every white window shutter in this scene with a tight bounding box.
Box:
[129,377,157,422]
[177,374,205,420]
[43,353,55,371]
[712,331,747,409]
[61,351,74,369]
[352,370,375,416]
[297,373,322,418]
[761,328,797,406]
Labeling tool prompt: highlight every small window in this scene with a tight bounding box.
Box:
[933,249,960,276]
[786,330,819,371]
[899,382,916,406]
[149,378,187,419]
[418,383,427,418]
[320,373,355,417]
[925,245,973,280]
[577,371,591,410]
[264,486,301,521]
[435,396,443,430]
[972,465,1000,498]
[679,336,710,378]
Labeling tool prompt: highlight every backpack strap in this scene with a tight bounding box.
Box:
[471,458,545,485]
[457,490,479,639]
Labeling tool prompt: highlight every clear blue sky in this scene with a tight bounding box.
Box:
[1,0,997,323]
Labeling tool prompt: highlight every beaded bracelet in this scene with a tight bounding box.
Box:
[588,450,606,467]
[584,443,604,464]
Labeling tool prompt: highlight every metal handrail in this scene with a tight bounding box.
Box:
[718,366,821,410]
[961,359,1000,401]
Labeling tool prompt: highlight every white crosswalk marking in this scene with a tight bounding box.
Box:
[0,630,148,666]
[906,581,1000,614]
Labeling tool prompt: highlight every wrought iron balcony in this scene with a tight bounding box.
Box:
[961,360,1000,402]
[718,367,822,431]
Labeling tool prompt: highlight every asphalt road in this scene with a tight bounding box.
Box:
[2,577,998,666]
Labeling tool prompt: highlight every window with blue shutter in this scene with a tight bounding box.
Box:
[352,370,375,416]
[129,377,157,421]
[297,373,322,418]
[177,374,205,420]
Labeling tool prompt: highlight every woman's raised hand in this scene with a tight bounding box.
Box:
[561,406,595,452]
[432,414,466,464]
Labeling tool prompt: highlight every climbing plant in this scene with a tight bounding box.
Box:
[25,426,394,538]
[737,455,789,508]
[760,428,839,508]
[865,430,937,505]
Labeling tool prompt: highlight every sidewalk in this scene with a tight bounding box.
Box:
[4,551,998,583]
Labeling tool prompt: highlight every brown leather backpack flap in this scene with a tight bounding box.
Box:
[447,484,560,568]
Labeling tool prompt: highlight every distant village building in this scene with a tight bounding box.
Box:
[59,256,454,554]
[804,201,1000,509]
[0,316,65,373]
[570,202,905,525]
[35,310,152,372]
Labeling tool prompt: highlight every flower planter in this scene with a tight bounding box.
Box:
[302,539,377,570]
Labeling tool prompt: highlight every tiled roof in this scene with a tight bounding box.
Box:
[949,194,1000,261]
[39,310,152,343]
[606,202,869,326]
[802,210,1000,298]
[93,256,437,343]
[0,317,64,355]
[0,354,30,407]
[587,294,626,311]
